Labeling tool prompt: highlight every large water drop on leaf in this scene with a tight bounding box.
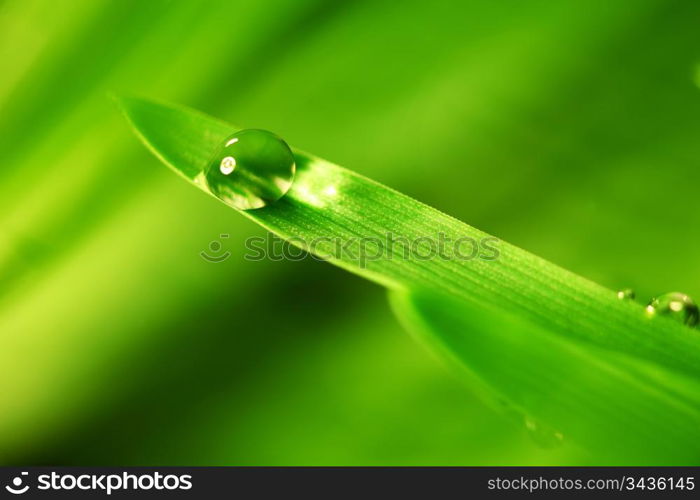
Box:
[646,292,699,327]
[205,129,296,210]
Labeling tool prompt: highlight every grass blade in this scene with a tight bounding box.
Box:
[389,288,700,463]
[119,96,700,372]
[119,96,700,461]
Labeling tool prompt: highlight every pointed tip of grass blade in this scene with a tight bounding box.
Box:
[110,93,157,120]
[116,95,236,183]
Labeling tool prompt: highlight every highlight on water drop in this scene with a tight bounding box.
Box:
[646,292,699,327]
[205,129,296,210]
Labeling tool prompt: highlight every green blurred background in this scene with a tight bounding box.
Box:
[1,0,699,465]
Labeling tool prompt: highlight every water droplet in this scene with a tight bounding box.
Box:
[524,418,564,449]
[646,292,699,327]
[617,288,635,300]
[205,129,296,210]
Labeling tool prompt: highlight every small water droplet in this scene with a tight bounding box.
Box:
[646,292,699,327]
[524,418,564,449]
[617,288,635,300]
[205,129,296,210]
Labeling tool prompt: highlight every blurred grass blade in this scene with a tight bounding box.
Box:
[389,288,700,463]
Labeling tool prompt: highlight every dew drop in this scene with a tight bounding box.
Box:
[646,292,699,327]
[205,129,296,210]
[616,288,635,300]
[524,418,564,449]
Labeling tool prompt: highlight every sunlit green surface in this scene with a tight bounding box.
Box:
[1,0,699,465]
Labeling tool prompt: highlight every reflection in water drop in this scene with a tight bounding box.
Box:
[205,129,296,210]
[524,418,564,449]
[219,156,236,175]
[646,292,699,327]
[617,289,635,300]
